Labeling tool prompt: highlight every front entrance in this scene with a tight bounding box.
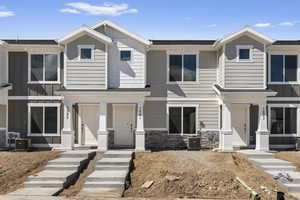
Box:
[113,104,135,147]
[80,104,99,146]
[232,104,249,147]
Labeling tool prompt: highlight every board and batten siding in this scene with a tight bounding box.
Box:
[66,35,107,89]
[224,35,265,89]
[95,26,146,88]
[147,50,217,98]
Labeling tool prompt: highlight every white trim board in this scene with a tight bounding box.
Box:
[8,96,63,100]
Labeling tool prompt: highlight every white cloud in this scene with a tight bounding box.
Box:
[254,23,271,27]
[61,2,138,16]
[208,24,217,28]
[60,8,80,14]
[279,21,295,26]
[0,11,15,18]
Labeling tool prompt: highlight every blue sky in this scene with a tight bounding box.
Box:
[0,0,300,40]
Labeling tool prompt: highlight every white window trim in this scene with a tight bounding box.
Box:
[268,104,300,137]
[236,45,253,62]
[167,104,199,135]
[268,54,299,84]
[119,49,133,62]
[28,103,61,137]
[78,45,95,61]
[28,53,61,84]
[167,52,199,84]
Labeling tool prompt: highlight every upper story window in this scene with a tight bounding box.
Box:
[270,55,298,82]
[120,50,131,61]
[236,45,252,62]
[169,54,197,82]
[29,53,60,83]
[78,45,94,60]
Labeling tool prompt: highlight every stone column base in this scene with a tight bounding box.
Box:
[97,130,108,152]
[219,130,233,152]
[135,130,145,152]
[61,130,74,150]
[255,130,269,151]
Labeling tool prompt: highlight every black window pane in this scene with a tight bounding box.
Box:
[183,55,196,81]
[183,107,196,134]
[239,49,250,59]
[271,55,284,82]
[31,107,43,134]
[31,55,43,81]
[285,55,297,82]
[45,107,58,134]
[120,51,131,61]
[45,54,58,81]
[169,55,182,81]
[271,108,283,134]
[169,107,181,134]
[285,108,297,134]
[80,48,92,59]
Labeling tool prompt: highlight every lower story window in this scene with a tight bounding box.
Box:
[169,106,196,134]
[270,107,297,135]
[29,103,60,136]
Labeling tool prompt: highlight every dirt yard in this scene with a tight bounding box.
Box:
[0,151,60,194]
[124,151,297,200]
[276,151,300,171]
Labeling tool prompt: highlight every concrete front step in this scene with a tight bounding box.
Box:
[27,170,76,181]
[265,171,300,184]
[249,158,294,166]
[103,151,133,158]
[45,164,79,170]
[86,170,127,182]
[260,165,296,172]
[95,165,129,170]
[97,157,131,166]
[24,180,64,188]
[238,150,275,159]
[84,181,124,189]
[48,157,88,165]
[60,150,95,158]
[283,183,300,193]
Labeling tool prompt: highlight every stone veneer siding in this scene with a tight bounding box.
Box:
[145,130,219,150]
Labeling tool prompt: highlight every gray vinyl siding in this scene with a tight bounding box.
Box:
[8,100,61,144]
[66,35,106,89]
[8,52,63,96]
[217,48,224,87]
[198,101,219,130]
[144,101,167,129]
[147,50,217,98]
[224,35,265,88]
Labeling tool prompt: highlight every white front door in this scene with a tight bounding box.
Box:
[80,105,99,146]
[232,104,249,146]
[113,104,135,147]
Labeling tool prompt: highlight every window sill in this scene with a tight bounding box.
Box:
[269,134,298,137]
[268,82,300,85]
[28,81,61,85]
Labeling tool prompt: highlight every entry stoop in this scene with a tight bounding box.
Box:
[82,150,133,197]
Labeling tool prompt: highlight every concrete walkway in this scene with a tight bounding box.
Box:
[81,150,133,198]
[239,150,300,199]
[1,150,96,198]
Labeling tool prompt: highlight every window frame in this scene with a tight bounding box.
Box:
[120,50,132,61]
[167,104,198,135]
[28,53,60,84]
[268,104,300,137]
[236,45,253,62]
[78,45,95,61]
[167,52,199,83]
[28,103,61,136]
[268,53,299,84]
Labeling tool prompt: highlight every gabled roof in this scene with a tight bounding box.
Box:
[57,26,112,45]
[151,40,215,45]
[91,19,151,46]
[213,26,274,48]
[3,40,57,45]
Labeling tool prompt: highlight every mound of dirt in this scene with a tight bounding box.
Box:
[0,151,60,194]
[124,151,297,200]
